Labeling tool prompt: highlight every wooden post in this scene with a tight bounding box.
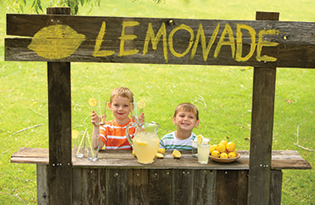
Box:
[248,11,279,205]
[46,7,72,205]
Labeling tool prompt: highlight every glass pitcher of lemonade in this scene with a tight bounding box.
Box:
[126,121,160,164]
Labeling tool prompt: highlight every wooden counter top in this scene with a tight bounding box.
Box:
[11,147,311,170]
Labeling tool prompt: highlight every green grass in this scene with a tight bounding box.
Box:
[1,0,314,204]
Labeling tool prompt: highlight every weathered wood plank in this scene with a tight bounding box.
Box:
[216,170,239,204]
[10,148,312,170]
[82,168,106,204]
[46,7,72,205]
[37,164,49,205]
[5,14,315,67]
[269,170,282,205]
[193,169,216,205]
[148,169,172,205]
[106,169,128,205]
[172,169,194,204]
[248,11,279,205]
[127,169,149,205]
[5,38,315,68]
[237,170,248,205]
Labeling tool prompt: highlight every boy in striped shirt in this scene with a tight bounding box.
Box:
[159,103,200,151]
[91,87,144,150]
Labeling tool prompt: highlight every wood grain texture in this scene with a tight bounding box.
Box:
[248,11,279,205]
[11,148,312,170]
[5,14,315,67]
[46,7,73,205]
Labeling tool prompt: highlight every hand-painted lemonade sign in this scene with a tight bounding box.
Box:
[28,25,86,59]
[93,21,279,63]
[26,20,279,62]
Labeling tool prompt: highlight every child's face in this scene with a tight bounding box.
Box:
[108,96,132,124]
[172,111,199,131]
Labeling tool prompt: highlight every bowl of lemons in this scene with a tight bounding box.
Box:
[209,140,241,163]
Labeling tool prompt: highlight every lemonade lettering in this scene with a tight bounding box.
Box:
[92,20,279,62]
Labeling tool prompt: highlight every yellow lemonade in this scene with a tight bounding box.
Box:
[133,131,160,164]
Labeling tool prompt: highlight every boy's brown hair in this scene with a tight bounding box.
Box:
[174,103,199,120]
[110,87,134,104]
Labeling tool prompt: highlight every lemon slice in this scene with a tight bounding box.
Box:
[196,135,203,144]
[137,100,145,109]
[172,150,181,159]
[136,138,148,146]
[156,153,164,159]
[72,130,79,139]
[88,98,97,107]
[158,148,166,154]
[132,150,137,158]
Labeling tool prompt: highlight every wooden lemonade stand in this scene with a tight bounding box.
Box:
[6,8,312,205]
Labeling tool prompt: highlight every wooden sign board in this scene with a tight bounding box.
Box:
[5,14,315,68]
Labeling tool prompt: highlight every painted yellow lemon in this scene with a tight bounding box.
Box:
[88,98,97,107]
[137,100,145,109]
[72,130,79,139]
[28,25,86,60]
[172,150,181,159]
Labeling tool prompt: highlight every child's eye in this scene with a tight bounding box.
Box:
[189,116,194,119]
[179,114,185,117]
[114,104,118,107]
[124,104,128,107]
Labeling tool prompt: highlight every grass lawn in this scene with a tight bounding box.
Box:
[0,0,314,204]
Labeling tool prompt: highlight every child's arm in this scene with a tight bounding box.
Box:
[91,111,104,149]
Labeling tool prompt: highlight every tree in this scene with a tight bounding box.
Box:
[5,0,163,15]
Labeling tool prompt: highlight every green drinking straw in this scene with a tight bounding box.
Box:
[76,128,87,155]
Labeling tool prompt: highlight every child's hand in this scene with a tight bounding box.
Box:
[91,111,102,126]
[138,112,145,124]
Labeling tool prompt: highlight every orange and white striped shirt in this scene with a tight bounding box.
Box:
[100,118,136,150]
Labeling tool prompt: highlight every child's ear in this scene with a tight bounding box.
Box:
[108,102,112,111]
[195,119,200,128]
[172,116,176,125]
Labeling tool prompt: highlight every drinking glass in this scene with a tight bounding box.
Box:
[198,143,210,164]
[73,129,86,158]
[86,133,100,161]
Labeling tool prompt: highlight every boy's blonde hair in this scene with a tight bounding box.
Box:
[174,103,199,120]
[110,87,134,104]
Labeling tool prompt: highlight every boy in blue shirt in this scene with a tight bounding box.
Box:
[160,103,200,150]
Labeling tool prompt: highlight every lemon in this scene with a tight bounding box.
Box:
[135,138,148,146]
[72,130,79,139]
[158,148,166,154]
[228,152,237,158]
[217,143,226,153]
[88,98,97,107]
[211,150,220,158]
[196,135,203,144]
[132,150,137,158]
[220,152,228,158]
[156,153,164,159]
[137,100,145,109]
[172,150,181,159]
[220,140,228,146]
[209,145,217,154]
[226,142,236,152]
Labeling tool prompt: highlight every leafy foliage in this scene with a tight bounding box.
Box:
[5,0,162,14]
